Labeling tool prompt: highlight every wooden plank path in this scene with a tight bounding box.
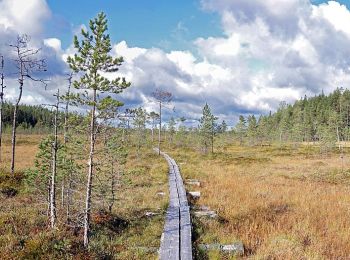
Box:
[155,149,193,260]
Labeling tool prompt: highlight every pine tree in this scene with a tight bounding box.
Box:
[199,103,217,153]
[168,117,176,145]
[149,111,159,142]
[255,116,263,145]
[98,131,127,213]
[235,115,247,146]
[221,120,228,133]
[133,107,147,156]
[247,115,258,145]
[67,12,130,247]
[175,117,187,147]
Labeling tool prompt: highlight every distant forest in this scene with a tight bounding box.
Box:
[1,102,55,130]
[236,88,350,146]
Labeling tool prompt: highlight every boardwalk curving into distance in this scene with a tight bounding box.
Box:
[156,149,193,260]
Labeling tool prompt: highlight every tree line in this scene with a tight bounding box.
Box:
[0,102,57,129]
[233,88,350,149]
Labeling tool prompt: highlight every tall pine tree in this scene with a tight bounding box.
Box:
[67,12,130,247]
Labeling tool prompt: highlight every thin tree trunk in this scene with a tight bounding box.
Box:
[0,57,4,162]
[47,182,51,217]
[61,181,64,207]
[11,47,25,175]
[126,118,130,143]
[337,126,341,150]
[50,91,59,229]
[158,102,161,155]
[211,126,214,154]
[109,162,115,213]
[83,89,97,248]
[279,130,283,143]
[66,162,72,223]
[11,77,23,175]
[64,74,72,221]
[122,127,125,143]
[151,119,154,142]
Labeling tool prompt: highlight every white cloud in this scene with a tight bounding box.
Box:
[113,41,146,63]
[44,38,62,53]
[111,0,350,123]
[195,34,241,58]
[0,0,50,35]
[313,1,350,37]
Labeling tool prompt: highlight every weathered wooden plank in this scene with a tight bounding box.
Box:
[180,206,192,260]
[157,149,193,260]
[159,207,180,260]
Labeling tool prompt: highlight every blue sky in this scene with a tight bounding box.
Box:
[3,0,350,124]
[312,0,350,4]
[44,0,350,51]
[46,0,223,51]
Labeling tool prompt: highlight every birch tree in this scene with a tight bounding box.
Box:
[67,12,130,247]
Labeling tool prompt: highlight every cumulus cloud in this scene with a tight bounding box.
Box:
[0,0,50,36]
[103,0,350,124]
[4,0,350,126]
[0,0,69,109]
[187,0,350,119]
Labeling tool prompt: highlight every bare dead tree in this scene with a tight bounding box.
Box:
[152,89,172,155]
[9,34,47,174]
[0,55,5,162]
[64,72,73,223]
[60,72,73,212]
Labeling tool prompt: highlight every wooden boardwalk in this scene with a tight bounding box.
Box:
[156,149,193,260]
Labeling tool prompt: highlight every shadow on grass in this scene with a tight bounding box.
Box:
[92,210,130,235]
[191,216,209,260]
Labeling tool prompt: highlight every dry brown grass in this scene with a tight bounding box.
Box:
[5,133,350,259]
[170,145,350,259]
[0,134,41,171]
[0,134,168,259]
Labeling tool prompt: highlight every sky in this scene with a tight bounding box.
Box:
[1,0,350,125]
